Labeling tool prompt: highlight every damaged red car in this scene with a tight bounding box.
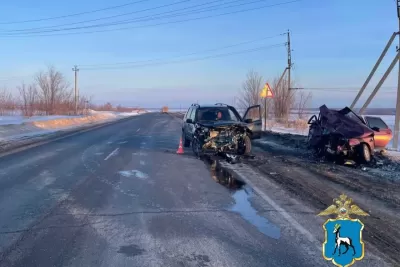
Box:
[307,105,378,164]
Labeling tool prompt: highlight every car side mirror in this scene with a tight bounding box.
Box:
[186,118,193,123]
[371,126,380,132]
[244,118,253,123]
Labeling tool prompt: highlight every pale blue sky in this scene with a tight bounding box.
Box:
[0,0,399,108]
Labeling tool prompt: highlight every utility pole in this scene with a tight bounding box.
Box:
[286,29,292,90]
[350,32,397,109]
[72,65,79,115]
[394,0,400,149]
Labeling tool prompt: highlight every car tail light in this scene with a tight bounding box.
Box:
[349,139,360,146]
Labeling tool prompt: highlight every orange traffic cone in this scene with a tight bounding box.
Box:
[176,137,184,154]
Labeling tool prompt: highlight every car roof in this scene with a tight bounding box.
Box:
[191,103,232,108]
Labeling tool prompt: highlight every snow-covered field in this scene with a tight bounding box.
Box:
[0,110,145,145]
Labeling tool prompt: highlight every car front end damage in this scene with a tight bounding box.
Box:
[316,132,375,163]
[308,105,376,164]
[192,122,252,158]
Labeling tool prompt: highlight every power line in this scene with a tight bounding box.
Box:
[80,43,286,70]
[0,0,301,37]
[0,0,150,25]
[79,33,285,68]
[1,0,193,32]
[295,86,398,92]
[2,0,273,34]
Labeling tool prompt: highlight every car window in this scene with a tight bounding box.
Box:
[343,111,364,124]
[190,107,196,120]
[197,107,230,121]
[243,106,260,121]
[365,117,389,129]
[184,107,192,120]
[228,108,240,121]
[185,107,192,120]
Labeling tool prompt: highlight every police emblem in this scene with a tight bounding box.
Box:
[318,193,369,267]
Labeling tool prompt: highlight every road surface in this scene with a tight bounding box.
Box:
[0,113,392,266]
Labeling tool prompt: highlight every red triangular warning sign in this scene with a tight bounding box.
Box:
[260,83,274,98]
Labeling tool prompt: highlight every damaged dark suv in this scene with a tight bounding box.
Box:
[182,103,262,157]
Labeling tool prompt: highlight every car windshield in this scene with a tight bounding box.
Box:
[340,108,365,125]
[196,107,240,121]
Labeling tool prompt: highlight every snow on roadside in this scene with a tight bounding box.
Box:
[0,115,82,126]
[262,119,308,136]
[0,110,143,144]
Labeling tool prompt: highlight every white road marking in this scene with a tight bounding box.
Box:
[132,152,147,156]
[136,128,140,132]
[119,170,149,179]
[140,160,145,165]
[82,145,137,197]
[104,148,119,161]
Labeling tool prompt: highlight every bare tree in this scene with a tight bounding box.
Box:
[237,70,264,110]
[295,90,312,119]
[18,83,38,116]
[35,65,71,115]
[0,87,17,116]
[271,76,296,122]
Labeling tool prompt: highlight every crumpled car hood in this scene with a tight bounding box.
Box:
[319,105,374,139]
[196,120,248,128]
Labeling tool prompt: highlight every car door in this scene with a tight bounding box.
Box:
[243,105,262,139]
[363,116,393,148]
[186,107,197,141]
[183,107,192,138]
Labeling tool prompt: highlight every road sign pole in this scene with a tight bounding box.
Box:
[260,82,274,131]
[264,97,267,131]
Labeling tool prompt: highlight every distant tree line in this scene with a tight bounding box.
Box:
[0,66,138,116]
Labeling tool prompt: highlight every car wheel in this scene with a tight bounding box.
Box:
[358,143,371,164]
[243,135,252,155]
[182,131,190,147]
[192,137,202,157]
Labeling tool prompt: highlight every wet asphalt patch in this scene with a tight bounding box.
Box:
[117,244,145,258]
[203,155,281,239]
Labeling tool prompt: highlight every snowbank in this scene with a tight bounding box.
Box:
[262,119,308,136]
[0,115,81,126]
[0,110,142,144]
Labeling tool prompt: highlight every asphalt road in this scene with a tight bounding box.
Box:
[0,113,387,267]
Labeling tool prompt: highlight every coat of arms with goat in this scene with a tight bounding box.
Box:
[318,193,369,267]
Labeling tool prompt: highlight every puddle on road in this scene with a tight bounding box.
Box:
[119,170,149,179]
[204,157,281,239]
